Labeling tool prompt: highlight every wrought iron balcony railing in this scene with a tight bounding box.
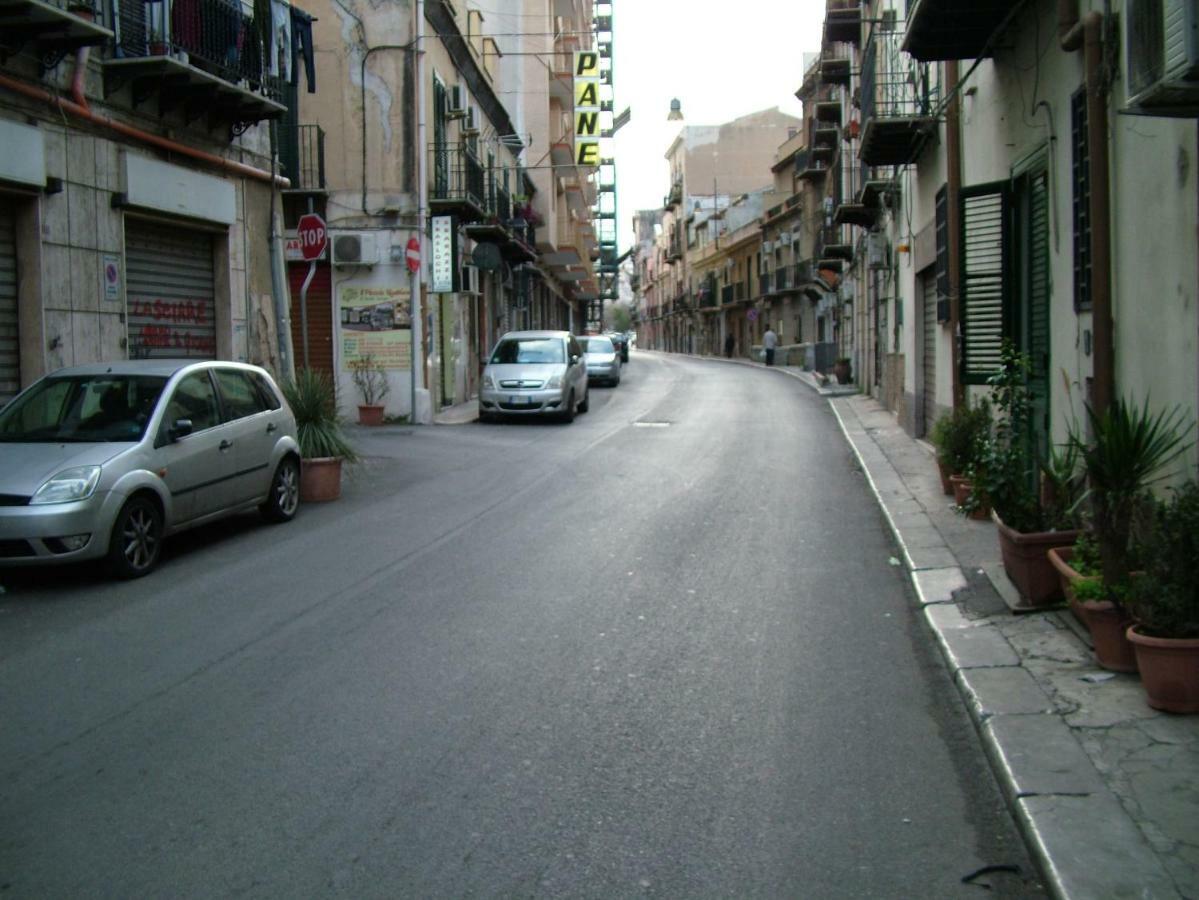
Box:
[111,0,284,100]
[430,142,485,219]
[279,123,325,190]
[860,23,938,123]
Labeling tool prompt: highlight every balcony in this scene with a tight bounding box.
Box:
[0,0,112,56]
[859,23,937,166]
[903,0,1013,61]
[721,285,734,305]
[774,266,791,292]
[466,174,513,242]
[819,41,852,87]
[665,176,683,208]
[666,235,683,262]
[815,224,853,271]
[832,161,878,228]
[795,148,828,182]
[814,98,842,126]
[823,0,861,45]
[430,142,486,220]
[279,124,325,191]
[759,274,771,297]
[102,0,295,130]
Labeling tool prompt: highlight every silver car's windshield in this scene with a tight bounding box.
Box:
[0,375,168,443]
[490,339,565,365]
[582,338,614,354]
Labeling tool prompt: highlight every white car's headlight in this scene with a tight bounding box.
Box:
[31,466,102,505]
[483,373,495,389]
[546,373,563,389]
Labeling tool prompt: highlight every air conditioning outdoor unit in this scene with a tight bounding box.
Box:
[460,263,480,294]
[331,232,378,266]
[462,107,479,136]
[447,85,466,119]
[762,240,774,254]
[777,231,791,245]
[1125,0,1199,114]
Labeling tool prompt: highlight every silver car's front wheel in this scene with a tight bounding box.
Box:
[107,494,164,579]
[261,457,300,523]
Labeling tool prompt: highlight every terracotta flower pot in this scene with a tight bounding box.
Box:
[1069,598,1138,672]
[992,512,1078,607]
[1127,626,1199,713]
[950,475,990,520]
[936,458,954,496]
[299,456,342,502]
[357,404,385,426]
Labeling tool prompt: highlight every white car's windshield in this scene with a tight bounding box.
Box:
[582,338,614,354]
[490,339,565,364]
[0,375,168,443]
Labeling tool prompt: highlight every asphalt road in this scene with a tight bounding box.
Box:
[0,351,1043,898]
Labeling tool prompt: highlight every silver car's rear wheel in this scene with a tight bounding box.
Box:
[107,494,164,579]
[261,456,300,522]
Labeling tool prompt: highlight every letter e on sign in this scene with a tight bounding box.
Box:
[297,213,327,261]
[575,142,600,167]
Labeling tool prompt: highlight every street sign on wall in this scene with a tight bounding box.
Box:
[431,216,456,293]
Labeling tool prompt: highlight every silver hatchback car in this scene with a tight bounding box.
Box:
[0,359,301,577]
[479,331,590,422]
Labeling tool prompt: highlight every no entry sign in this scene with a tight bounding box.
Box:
[406,235,420,274]
[297,213,327,262]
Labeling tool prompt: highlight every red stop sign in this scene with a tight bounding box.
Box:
[297,213,327,261]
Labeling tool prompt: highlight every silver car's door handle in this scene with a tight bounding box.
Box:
[266,422,278,433]
[219,439,233,451]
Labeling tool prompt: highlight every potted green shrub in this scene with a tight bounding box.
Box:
[930,397,991,496]
[282,368,357,502]
[976,343,1081,605]
[349,353,390,426]
[1126,481,1199,712]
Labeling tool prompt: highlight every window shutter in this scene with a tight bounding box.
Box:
[1071,88,1092,312]
[961,181,1010,384]
[935,185,949,304]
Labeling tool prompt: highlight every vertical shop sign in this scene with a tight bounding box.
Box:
[431,215,457,293]
[573,51,600,168]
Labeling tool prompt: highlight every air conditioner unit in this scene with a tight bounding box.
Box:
[447,85,466,119]
[762,240,774,253]
[777,231,790,245]
[1125,0,1199,114]
[331,232,378,266]
[462,107,479,136]
[460,263,480,294]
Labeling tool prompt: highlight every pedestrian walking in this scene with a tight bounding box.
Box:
[724,332,735,358]
[763,324,778,366]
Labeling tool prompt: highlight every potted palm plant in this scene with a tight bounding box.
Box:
[977,344,1080,606]
[1126,481,1199,712]
[282,368,357,502]
[349,353,390,426]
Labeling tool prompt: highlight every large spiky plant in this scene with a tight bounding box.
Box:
[1070,397,1193,602]
[282,368,358,462]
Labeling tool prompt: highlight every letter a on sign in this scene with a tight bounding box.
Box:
[574,52,599,78]
[574,80,599,108]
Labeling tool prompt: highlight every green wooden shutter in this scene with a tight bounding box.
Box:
[1024,168,1051,463]
[961,180,1010,384]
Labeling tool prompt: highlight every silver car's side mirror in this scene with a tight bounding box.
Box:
[570,355,580,364]
[169,418,194,441]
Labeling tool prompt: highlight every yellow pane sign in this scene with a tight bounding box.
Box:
[573,51,599,78]
[574,79,599,109]
[576,141,600,167]
[575,111,600,137]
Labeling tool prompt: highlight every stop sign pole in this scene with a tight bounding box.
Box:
[296,211,327,370]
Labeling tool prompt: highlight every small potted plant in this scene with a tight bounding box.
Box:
[349,353,390,426]
[833,357,852,384]
[930,397,991,496]
[282,368,356,502]
[1126,481,1199,712]
[977,343,1081,605]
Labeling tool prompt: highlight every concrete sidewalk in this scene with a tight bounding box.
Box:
[731,354,1197,899]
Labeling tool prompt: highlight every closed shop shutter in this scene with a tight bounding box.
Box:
[287,263,333,374]
[921,268,938,437]
[0,199,18,404]
[125,220,216,360]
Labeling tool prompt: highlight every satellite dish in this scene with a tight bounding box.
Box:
[472,243,502,271]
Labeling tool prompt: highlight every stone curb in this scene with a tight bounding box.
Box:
[825,397,1180,900]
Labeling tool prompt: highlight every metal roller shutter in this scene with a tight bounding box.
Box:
[125,220,216,360]
[921,269,938,437]
[0,199,18,404]
[288,263,333,374]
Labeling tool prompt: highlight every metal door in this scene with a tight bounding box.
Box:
[920,268,938,437]
[0,198,18,405]
[125,220,216,360]
[288,263,333,374]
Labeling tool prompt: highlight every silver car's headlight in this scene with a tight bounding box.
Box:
[546,373,563,389]
[31,466,102,505]
[483,373,495,389]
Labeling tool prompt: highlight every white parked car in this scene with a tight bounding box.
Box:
[0,360,301,577]
[479,331,589,423]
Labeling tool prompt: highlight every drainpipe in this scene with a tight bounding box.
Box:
[0,71,289,188]
[946,58,964,409]
[1060,0,1114,415]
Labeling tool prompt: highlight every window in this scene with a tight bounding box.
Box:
[960,182,1008,384]
[162,372,220,434]
[214,369,269,421]
[1071,87,1092,312]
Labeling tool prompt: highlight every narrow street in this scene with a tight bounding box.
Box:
[0,353,1042,897]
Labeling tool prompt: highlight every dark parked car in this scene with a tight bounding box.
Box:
[606,332,630,363]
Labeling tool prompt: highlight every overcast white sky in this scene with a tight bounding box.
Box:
[609,2,825,253]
